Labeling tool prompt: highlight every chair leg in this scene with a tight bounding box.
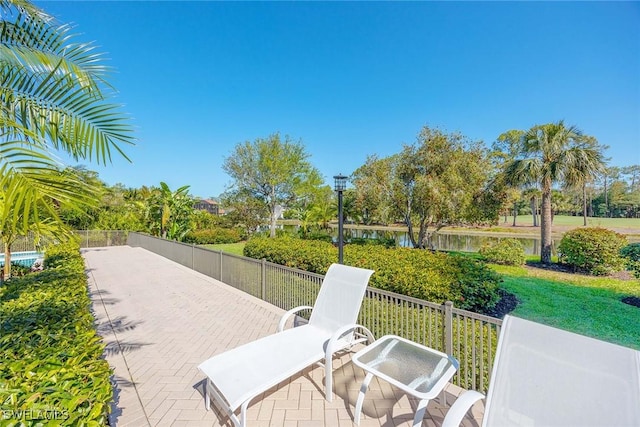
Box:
[354,372,374,425]
[412,399,429,427]
[325,356,333,402]
[205,382,210,411]
[238,401,250,427]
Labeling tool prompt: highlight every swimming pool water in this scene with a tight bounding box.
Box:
[0,251,44,267]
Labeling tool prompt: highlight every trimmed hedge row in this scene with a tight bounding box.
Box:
[244,237,502,314]
[183,227,243,245]
[0,243,112,425]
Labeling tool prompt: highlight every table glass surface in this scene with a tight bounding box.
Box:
[354,336,454,394]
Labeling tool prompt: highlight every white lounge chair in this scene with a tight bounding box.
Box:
[443,315,640,427]
[198,263,375,427]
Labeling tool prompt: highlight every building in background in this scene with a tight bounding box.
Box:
[194,199,221,215]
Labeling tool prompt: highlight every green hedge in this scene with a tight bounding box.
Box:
[244,237,501,314]
[558,227,627,275]
[183,227,243,245]
[0,243,112,425]
[479,238,526,266]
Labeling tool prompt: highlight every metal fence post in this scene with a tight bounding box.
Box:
[444,301,453,355]
[261,259,266,301]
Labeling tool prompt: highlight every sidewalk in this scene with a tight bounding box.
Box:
[84,246,482,427]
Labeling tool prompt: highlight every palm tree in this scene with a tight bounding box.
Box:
[0,0,133,276]
[504,121,606,264]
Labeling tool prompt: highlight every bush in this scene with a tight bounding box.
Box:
[305,232,333,243]
[621,243,640,278]
[349,237,396,248]
[557,227,628,275]
[244,236,502,314]
[478,238,526,266]
[183,227,243,245]
[0,242,112,424]
[244,236,335,273]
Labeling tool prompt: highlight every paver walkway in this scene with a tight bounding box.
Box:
[84,246,483,427]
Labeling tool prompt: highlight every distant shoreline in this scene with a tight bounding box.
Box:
[279,215,640,241]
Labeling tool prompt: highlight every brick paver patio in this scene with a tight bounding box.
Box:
[84,246,483,427]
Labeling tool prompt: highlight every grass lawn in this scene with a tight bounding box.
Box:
[492,263,640,350]
[489,215,640,236]
[201,242,246,256]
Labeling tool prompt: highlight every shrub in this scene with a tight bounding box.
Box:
[478,238,526,266]
[349,237,396,248]
[244,236,335,273]
[621,243,640,278]
[0,242,112,424]
[244,236,502,314]
[305,232,333,243]
[557,227,628,275]
[183,227,243,245]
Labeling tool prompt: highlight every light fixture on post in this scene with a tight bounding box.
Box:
[333,174,348,264]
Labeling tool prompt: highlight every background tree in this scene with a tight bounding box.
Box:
[353,126,494,249]
[503,121,606,264]
[222,133,322,238]
[221,188,268,235]
[493,130,525,226]
[352,155,394,226]
[305,185,336,231]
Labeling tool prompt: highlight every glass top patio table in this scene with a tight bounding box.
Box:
[352,335,459,427]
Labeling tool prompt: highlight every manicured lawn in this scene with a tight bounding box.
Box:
[201,242,246,256]
[492,263,640,350]
[496,215,640,231]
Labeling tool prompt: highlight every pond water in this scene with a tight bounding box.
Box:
[346,228,555,255]
[282,224,557,255]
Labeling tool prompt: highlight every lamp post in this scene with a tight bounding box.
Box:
[333,174,347,264]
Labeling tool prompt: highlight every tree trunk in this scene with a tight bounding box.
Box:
[540,183,553,264]
[269,187,277,238]
[3,242,11,280]
[513,201,517,226]
[269,206,277,238]
[406,213,418,248]
[417,218,429,249]
[530,196,538,227]
[582,183,588,226]
[604,176,609,217]
[404,196,418,248]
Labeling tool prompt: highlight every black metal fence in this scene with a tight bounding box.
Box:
[127,232,502,392]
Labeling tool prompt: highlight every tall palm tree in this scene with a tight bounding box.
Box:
[504,121,606,264]
[0,0,133,276]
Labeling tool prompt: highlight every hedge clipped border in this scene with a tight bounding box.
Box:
[244,236,502,314]
[0,243,112,425]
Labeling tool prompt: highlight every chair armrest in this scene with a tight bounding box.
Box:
[277,306,313,332]
[441,390,485,427]
[325,323,375,359]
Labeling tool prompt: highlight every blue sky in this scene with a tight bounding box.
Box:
[39,1,639,198]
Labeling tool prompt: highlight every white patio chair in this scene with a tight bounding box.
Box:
[198,263,375,427]
[443,315,640,427]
